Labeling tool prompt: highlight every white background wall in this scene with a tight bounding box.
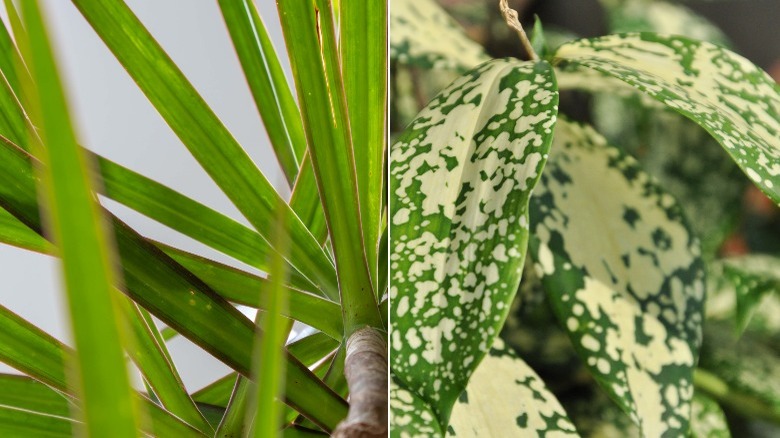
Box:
[0,0,292,392]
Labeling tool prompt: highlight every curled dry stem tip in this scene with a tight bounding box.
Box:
[333,327,388,438]
[499,0,539,61]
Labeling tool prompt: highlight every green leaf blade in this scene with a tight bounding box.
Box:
[71,0,338,297]
[277,0,381,333]
[217,0,307,185]
[21,1,139,434]
[390,58,558,425]
[341,0,388,290]
[529,119,705,436]
[555,33,780,204]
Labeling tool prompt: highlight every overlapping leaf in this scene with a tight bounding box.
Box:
[590,1,744,257]
[390,0,488,71]
[529,119,705,436]
[390,58,558,425]
[447,339,577,437]
[554,33,780,204]
[390,378,442,438]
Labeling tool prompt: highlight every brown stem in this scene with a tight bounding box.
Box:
[499,0,538,61]
[332,327,388,438]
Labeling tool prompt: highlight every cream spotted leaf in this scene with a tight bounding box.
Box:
[714,255,780,334]
[390,58,558,426]
[391,377,443,438]
[390,0,489,71]
[554,33,780,204]
[690,393,730,438]
[529,119,705,437]
[447,338,578,437]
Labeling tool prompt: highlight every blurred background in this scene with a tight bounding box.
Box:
[0,1,290,391]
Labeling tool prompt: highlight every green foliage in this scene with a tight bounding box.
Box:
[390,1,780,436]
[0,0,387,436]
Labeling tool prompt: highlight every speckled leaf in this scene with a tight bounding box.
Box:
[554,33,780,204]
[390,0,489,71]
[601,0,729,46]
[690,393,730,438]
[714,255,780,333]
[447,338,578,437]
[530,119,706,437]
[699,322,780,420]
[390,377,442,438]
[390,58,558,425]
[590,1,743,258]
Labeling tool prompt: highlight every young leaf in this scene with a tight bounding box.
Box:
[529,119,705,436]
[277,0,381,333]
[447,339,577,437]
[21,1,139,434]
[390,58,558,425]
[390,0,489,71]
[554,33,780,204]
[715,255,780,333]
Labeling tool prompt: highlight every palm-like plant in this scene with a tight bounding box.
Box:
[0,0,387,436]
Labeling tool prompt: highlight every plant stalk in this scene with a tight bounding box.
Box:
[499,0,538,61]
[333,327,388,437]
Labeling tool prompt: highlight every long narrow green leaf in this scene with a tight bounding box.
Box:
[21,2,139,435]
[290,152,328,245]
[252,206,291,437]
[95,155,317,292]
[277,0,381,334]
[0,405,74,438]
[0,374,72,418]
[0,304,207,437]
[162,244,342,340]
[193,332,340,408]
[118,298,213,434]
[390,59,558,426]
[341,0,387,289]
[216,0,306,185]
[0,132,348,430]
[0,205,51,253]
[70,0,338,298]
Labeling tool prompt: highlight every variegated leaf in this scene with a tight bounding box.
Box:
[447,338,578,437]
[590,1,743,257]
[554,33,780,204]
[602,0,729,46]
[690,393,730,438]
[390,0,489,71]
[391,377,443,438]
[714,255,780,333]
[530,119,706,437]
[699,322,780,418]
[390,58,558,425]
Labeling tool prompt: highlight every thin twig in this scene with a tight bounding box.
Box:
[499,0,538,61]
